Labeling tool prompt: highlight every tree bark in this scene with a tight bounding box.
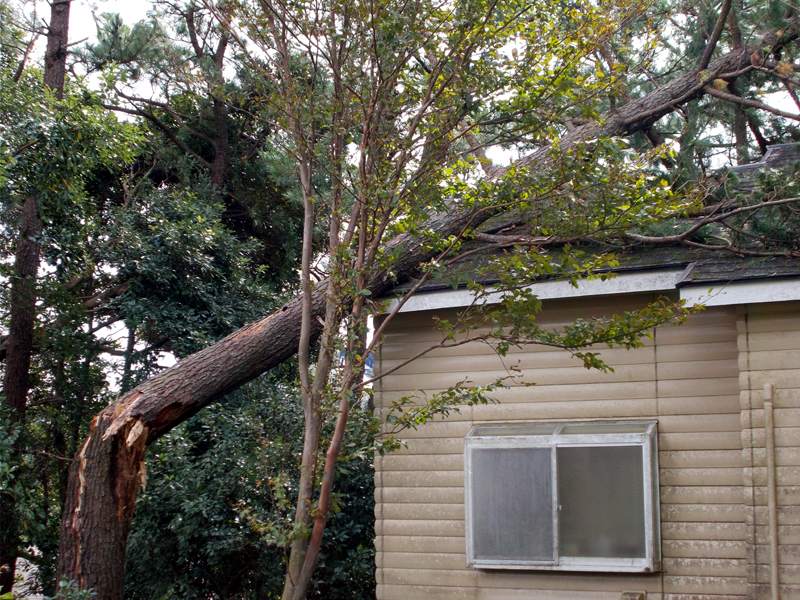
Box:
[0,197,43,593]
[1,1,70,592]
[43,0,71,97]
[58,44,759,599]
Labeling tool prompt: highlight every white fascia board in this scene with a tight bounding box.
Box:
[386,269,685,314]
[680,279,800,307]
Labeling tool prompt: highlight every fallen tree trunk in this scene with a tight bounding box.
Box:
[58,46,756,599]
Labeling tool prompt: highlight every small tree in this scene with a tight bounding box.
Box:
[210,1,705,598]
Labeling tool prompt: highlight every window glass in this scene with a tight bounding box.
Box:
[557,445,646,558]
[471,447,554,561]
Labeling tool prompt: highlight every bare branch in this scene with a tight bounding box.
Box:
[704,84,800,121]
[101,103,213,168]
[699,0,732,70]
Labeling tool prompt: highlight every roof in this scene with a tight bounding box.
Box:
[394,246,800,295]
[385,246,800,313]
[729,143,800,174]
[384,144,800,312]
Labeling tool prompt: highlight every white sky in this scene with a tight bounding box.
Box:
[18,0,152,56]
[69,0,152,43]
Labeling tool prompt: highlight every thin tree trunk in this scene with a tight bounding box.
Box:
[0,197,43,593]
[210,34,230,188]
[1,2,70,591]
[58,44,757,600]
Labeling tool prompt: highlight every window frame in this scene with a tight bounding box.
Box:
[464,420,661,573]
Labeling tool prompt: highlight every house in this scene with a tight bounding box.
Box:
[372,152,800,600]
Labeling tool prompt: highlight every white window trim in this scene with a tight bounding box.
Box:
[464,421,661,573]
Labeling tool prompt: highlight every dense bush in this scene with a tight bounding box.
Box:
[125,370,376,600]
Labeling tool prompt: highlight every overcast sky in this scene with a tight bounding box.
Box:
[22,0,152,49]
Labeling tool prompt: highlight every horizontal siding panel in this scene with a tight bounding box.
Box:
[754,504,800,525]
[660,486,744,504]
[376,408,472,424]
[754,564,800,584]
[380,552,467,570]
[474,570,661,592]
[748,408,800,430]
[746,369,800,392]
[380,471,464,488]
[748,330,800,352]
[662,557,746,576]
[656,324,738,346]
[662,521,745,540]
[496,381,657,402]
[379,347,656,376]
[380,503,464,521]
[675,306,739,324]
[662,539,746,559]
[657,395,741,416]
[658,360,739,381]
[380,302,659,345]
[749,428,800,449]
[751,447,800,467]
[380,535,465,554]
[378,519,464,537]
[659,450,743,469]
[376,583,476,600]
[380,487,464,504]
[754,525,800,545]
[656,341,739,363]
[750,466,800,487]
[377,336,654,361]
[746,300,800,316]
[378,381,657,403]
[381,368,658,393]
[658,414,742,434]
[752,485,800,506]
[657,378,741,399]
[377,421,473,438]
[659,432,742,451]
[470,399,658,421]
[661,503,744,523]
[381,567,475,587]
[380,454,462,472]
[663,596,743,600]
[473,591,651,600]
[376,584,661,600]
[749,349,800,371]
[662,575,746,595]
[711,389,800,412]
[752,543,800,565]
[749,583,800,600]
[388,437,464,455]
[660,468,742,486]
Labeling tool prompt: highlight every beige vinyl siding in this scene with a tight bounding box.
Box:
[740,301,800,600]
[374,294,746,600]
